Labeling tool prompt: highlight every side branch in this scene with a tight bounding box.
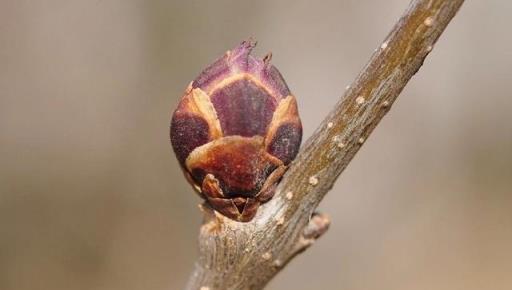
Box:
[186,1,465,289]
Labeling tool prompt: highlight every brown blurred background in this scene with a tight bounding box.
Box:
[1,1,511,290]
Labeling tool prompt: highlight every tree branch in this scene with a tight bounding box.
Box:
[185,0,465,289]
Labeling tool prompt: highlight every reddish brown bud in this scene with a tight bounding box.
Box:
[170,40,302,222]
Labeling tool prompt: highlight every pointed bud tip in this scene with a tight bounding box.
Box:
[263,52,273,66]
[230,38,257,60]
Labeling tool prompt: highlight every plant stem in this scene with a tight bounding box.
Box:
[185,1,465,289]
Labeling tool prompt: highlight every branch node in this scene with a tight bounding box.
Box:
[289,213,331,255]
[303,212,331,240]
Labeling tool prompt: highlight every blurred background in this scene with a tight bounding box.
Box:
[1,1,511,290]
